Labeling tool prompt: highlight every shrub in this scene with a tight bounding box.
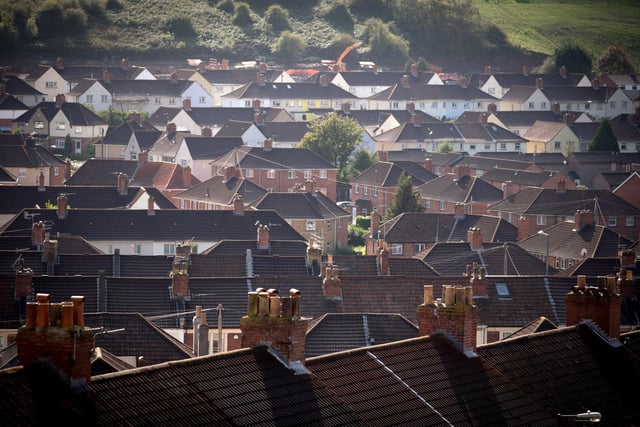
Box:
[271,31,306,65]
[321,2,353,31]
[264,4,291,33]
[216,0,235,13]
[164,15,197,39]
[233,2,253,26]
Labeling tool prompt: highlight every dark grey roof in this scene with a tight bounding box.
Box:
[210,146,337,170]
[352,161,436,187]
[223,81,358,100]
[63,159,138,186]
[251,191,350,220]
[173,174,266,206]
[416,173,504,204]
[0,75,44,96]
[13,101,107,126]
[367,83,499,102]
[0,143,66,169]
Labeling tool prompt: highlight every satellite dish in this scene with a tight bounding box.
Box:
[580,248,588,257]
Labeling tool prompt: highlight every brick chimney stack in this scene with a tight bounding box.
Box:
[377,245,389,275]
[252,99,261,112]
[121,58,129,70]
[17,294,94,384]
[557,178,567,193]
[535,77,543,89]
[370,212,380,241]
[468,261,488,297]
[147,196,155,216]
[117,172,128,195]
[502,180,514,199]
[56,193,68,219]
[224,165,239,182]
[55,94,65,108]
[424,158,433,173]
[241,288,306,362]
[455,164,470,179]
[454,202,466,220]
[257,224,270,250]
[201,127,212,137]
[565,275,621,339]
[263,138,273,151]
[65,159,72,181]
[401,74,410,88]
[233,194,244,215]
[574,209,594,231]
[406,101,415,114]
[37,171,45,191]
[342,102,351,114]
[183,98,192,111]
[14,258,33,299]
[322,264,341,299]
[254,112,265,127]
[517,216,531,241]
[170,260,190,299]
[103,69,110,83]
[559,65,567,79]
[182,165,192,188]
[467,227,483,250]
[417,284,478,352]
[32,220,45,249]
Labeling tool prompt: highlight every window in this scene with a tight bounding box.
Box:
[131,244,142,255]
[484,144,491,150]
[101,95,109,103]
[354,185,360,194]
[495,283,510,299]
[608,216,617,227]
[626,216,634,227]
[267,169,276,179]
[288,170,296,179]
[169,98,176,105]
[19,169,27,177]
[435,166,442,175]
[34,121,44,129]
[391,244,403,255]
[514,142,521,151]
[272,100,281,107]
[584,102,590,110]
[320,100,329,107]
[308,100,316,108]
[55,139,65,148]
[53,167,59,176]
[86,95,93,103]
[621,143,627,151]
[463,102,470,109]
[75,126,82,134]
[45,81,57,89]
[245,169,254,178]
[155,97,162,105]
[610,101,616,109]
[181,159,188,167]
[431,101,438,108]
[304,170,312,179]
[425,199,431,209]
[500,143,507,150]
[267,188,274,192]
[199,96,206,104]
[56,122,66,130]
[131,152,137,160]
[540,102,547,109]
[391,101,399,109]
[477,102,484,109]
[363,186,368,195]
[622,101,628,109]
[528,102,535,109]
[469,144,475,150]
[554,141,561,149]
[439,201,445,211]
[326,221,332,230]
[164,243,175,255]
[320,169,327,178]
[536,215,546,225]
[372,187,378,197]
[337,218,343,228]
[451,102,457,109]
[306,220,316,231]
[414,243,426,253]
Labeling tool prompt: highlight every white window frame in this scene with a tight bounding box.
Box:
[164,243,175,255]
[306,220,316,231]
[267,169,276,179]
[536,215,546,225]
[288,170,296,179]
[391,244,403,255]
[626,216,634,227]
[245,169,254,178]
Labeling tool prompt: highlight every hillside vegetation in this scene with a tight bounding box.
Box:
[0,0,638,73]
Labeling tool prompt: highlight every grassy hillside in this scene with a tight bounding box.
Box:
[471,0,640,70]
[1,0,638,73]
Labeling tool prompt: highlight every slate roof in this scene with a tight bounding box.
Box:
[98,119,159,146]
[488,110,588,127]
[352,161,436,187]
[3,208,306,244]
[210,145,337,170]
[416,173,504,204]
[254,121,312,142]
[457,153,535,172]
[0,93,28,110]
[333,70,436,86]
[469,71,588,89]
[0,75,44,97]
[367,83,499,103]
[223,81,358,101]
[96,78,198,97]
[306,332,555,426]
[487,187,640,217]
[212,119,255,137]
[173,174,267,206]
[506,316,558,339]
[63,159,138,185]
[146,106,181,128]
[0,143,66,169]
[329,255,440,278]
[336,109,442,128]
[375,122,463,144]
[250,191,351,220]
[480,167,563,187]
[472,151,568,169]
[375,212,518,244]
[130,161,200,189]
[12,101,107,126]
[305,313,418,358]
[199,68,287,84]
[0,185,176,215]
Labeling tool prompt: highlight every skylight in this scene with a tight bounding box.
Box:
[495,283,510,298]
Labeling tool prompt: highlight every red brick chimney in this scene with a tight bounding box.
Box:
[14,258,33,298]
[322,264,341,299]
[257,73,266,86]
[121,58,129,70]
[468,261,488,297]
[502,180,514,199]
[559,65,567,79]
[32,220,45,248]
[619,249,636,269]
[166,122,177,135]
[56,194,68,219]
[406,101,415,114]
[56,57,64,69]
[103,69,110,83]
[233,194,244,214]
[182,165,192,188]
[410,113,421,127]
[305,178,315,193]
[467,227,483,250]
[170,261,189,298]
[342,101,351,114]
[252,99,261,111]
[478,113,488,124]
[147,196,155,216]
[263,138,273,151]
[224,165,239,182]
[65,159,72,180]
[424,158,433,172]
[117,172,128,195]
[240,288,306,362]
[17,294,94,384]
[556,178,567,193]
[455,164,470,179]
[377,245,389,275]
[517,216,531,241]
[574,209,594,231]
[370,212,380,240]
[257,224,270,250]
[400,74,410,88]
[319,74,328,86]
[551,102,561,114]
[535,77,543,89]
[377,150,388,162]
[55,93,65,108]
[170,72,178,83]
[565,275,621,339]
[201,127,212,137]
[411,63,419,77]
[454,202,466,219]
[138,150,148,165]
[417,284,478,352]
[254,112,265,127]
[484,65,492,75]
[183,98,192,111]
[488,103,497,114]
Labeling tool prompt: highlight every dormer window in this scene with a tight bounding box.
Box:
[495,283,510,299]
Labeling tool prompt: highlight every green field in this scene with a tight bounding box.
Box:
[472,0,640,69]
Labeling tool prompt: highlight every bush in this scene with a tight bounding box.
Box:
[164,15,197,39]
[348,223,367,247]
[233,2,253,26]
[264,4,291,33]
[321,2,353,31]
[216,0,235,13]
[271,31,306,65]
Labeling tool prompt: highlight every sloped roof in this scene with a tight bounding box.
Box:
[13,101,106,126]
[374,122,463,144]
[367,83,498,102]
[184,107,293,126]
[0,93,28,110]
[416,173,504,204]
[0,75,44,96]
[305,313,418,358]
[63,159,137,185]
[480,167,563,187]
[223,81,358,100]
[352,161,436,187]
[131,161,200,189]
[173,174,266,206]
[98,78,197,97]
[99,119,158,146]
[0,143,66,169]
[469,71,588,89]
[210,146,336,170]
[251,191,350,220]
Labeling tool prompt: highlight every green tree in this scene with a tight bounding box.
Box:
[589,118,619,152]
[363,18,409,67]
[597,44,635,75]
[438,142,453,153]
[271,30,307,65]
[385,172,424,219]
[551,44,593,75]
[164,15,197,40]
[233,2,253,26]
[345,148,376,180]
[299,112,362,182]
[264,4,291,33]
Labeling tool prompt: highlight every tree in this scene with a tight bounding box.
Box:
[299,112,362,182]
[363,18,410,67]
[271,31,306,65]
[264,4,291,33]
[344,148,376,181]
[551,44,593,75]
[385,172,425,219]
[589,118,619,152]
[597,44,635,75]
[233,2,253,26]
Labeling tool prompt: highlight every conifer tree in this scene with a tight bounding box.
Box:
[385,172,424,219]
[589,118,619,152]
